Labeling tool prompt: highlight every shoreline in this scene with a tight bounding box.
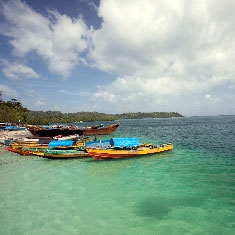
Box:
[0,130,33,144]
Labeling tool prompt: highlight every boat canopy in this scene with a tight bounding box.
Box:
[5,126,19,129]
[85,140,110,148]
[4,126,26,131]
[48,140,75,148]
[110,138,140,147]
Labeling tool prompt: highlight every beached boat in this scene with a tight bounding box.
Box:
[85,139,111,148]
[4,137,52,146]
[10,135,85,148]
[86,138,173,160]
[27,123,120,137]
[43,149,89,159]
[10,142,49,149]
[12,135,82,145]
[16,149,34,156]
[0,124,26,131]
[5,146,22,154]
[32,151,45,157]
[5,137,88,157]
[53,134,81,140]
[27,126,84,137]
[5,145,48,156]
[47,139,85,148]
[0,123,7,130]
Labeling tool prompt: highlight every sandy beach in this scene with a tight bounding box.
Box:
[0,130,33,144]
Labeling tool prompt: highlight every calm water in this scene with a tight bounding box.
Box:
[0,116,235,235]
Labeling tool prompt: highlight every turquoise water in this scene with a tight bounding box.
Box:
[0,116,235,235]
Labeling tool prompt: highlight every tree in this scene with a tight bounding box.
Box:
[0,92,29,123]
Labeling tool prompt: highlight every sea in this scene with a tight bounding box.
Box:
[0,116,235,235]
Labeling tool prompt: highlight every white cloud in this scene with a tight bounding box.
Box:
[0,0,89,77]
[1,0,235,115]
[88,0,235,115]
[36,99,46,106]
[22,95,46,110]
[59,89,80,96]
[0,83,18,98]
[0,59,40,80]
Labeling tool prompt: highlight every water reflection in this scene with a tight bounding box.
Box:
[86,151,174,178]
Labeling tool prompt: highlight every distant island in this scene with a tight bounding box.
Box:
[28,111,183,124]
[0,92,183,124]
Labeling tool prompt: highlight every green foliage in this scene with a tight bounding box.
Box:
[116,112,183,119]
[0,92,29,123]
[0,91,183,125]
[27,111,183,124]
[27,111,116,124]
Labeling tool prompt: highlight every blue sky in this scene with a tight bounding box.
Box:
[0,0,235,116]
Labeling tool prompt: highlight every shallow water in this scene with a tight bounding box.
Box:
[0,116,235,235]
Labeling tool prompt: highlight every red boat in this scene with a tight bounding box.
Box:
[5,146,32,156]
[86,144,173,160]
[83,123,120,136]
[5,146,18,153]
[86,138,173,160]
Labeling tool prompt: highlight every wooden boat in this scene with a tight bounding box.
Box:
[47,139,85,149]
[0,123,7,130]
[5,137,52,146]
[53,134,81,140]
[17,149,34,156]
[84,124,104,129]
[32,151,45,156]
[1,125,26,131]
[43,139,87,158]
[27,123,120,137]
[5,138,87,157]
[27,126,84,137]
[19,148,46,156]
[86,138,173,160]
[83,123,120,136]
[10,142,49,149]
[18,137,52,144]
[10,136,85,149]
[5,146,21,154]
[5,145,47,156]
[87,144,173,160]
[43,149,89,159]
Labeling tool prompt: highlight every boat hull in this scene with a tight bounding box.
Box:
[28,128,84,137]
[43,151,89,159]
[28,123,120,137]
[86,144,173,160]
[32,151,45,157]
[83,123,120,136]
[5,146,21,154]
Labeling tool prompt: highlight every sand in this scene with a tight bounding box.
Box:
[0,129,33,144]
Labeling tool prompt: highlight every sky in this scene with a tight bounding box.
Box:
[0,0,235,116]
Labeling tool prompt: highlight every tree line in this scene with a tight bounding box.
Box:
[0,92,28,123]
[0,92,183,125]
